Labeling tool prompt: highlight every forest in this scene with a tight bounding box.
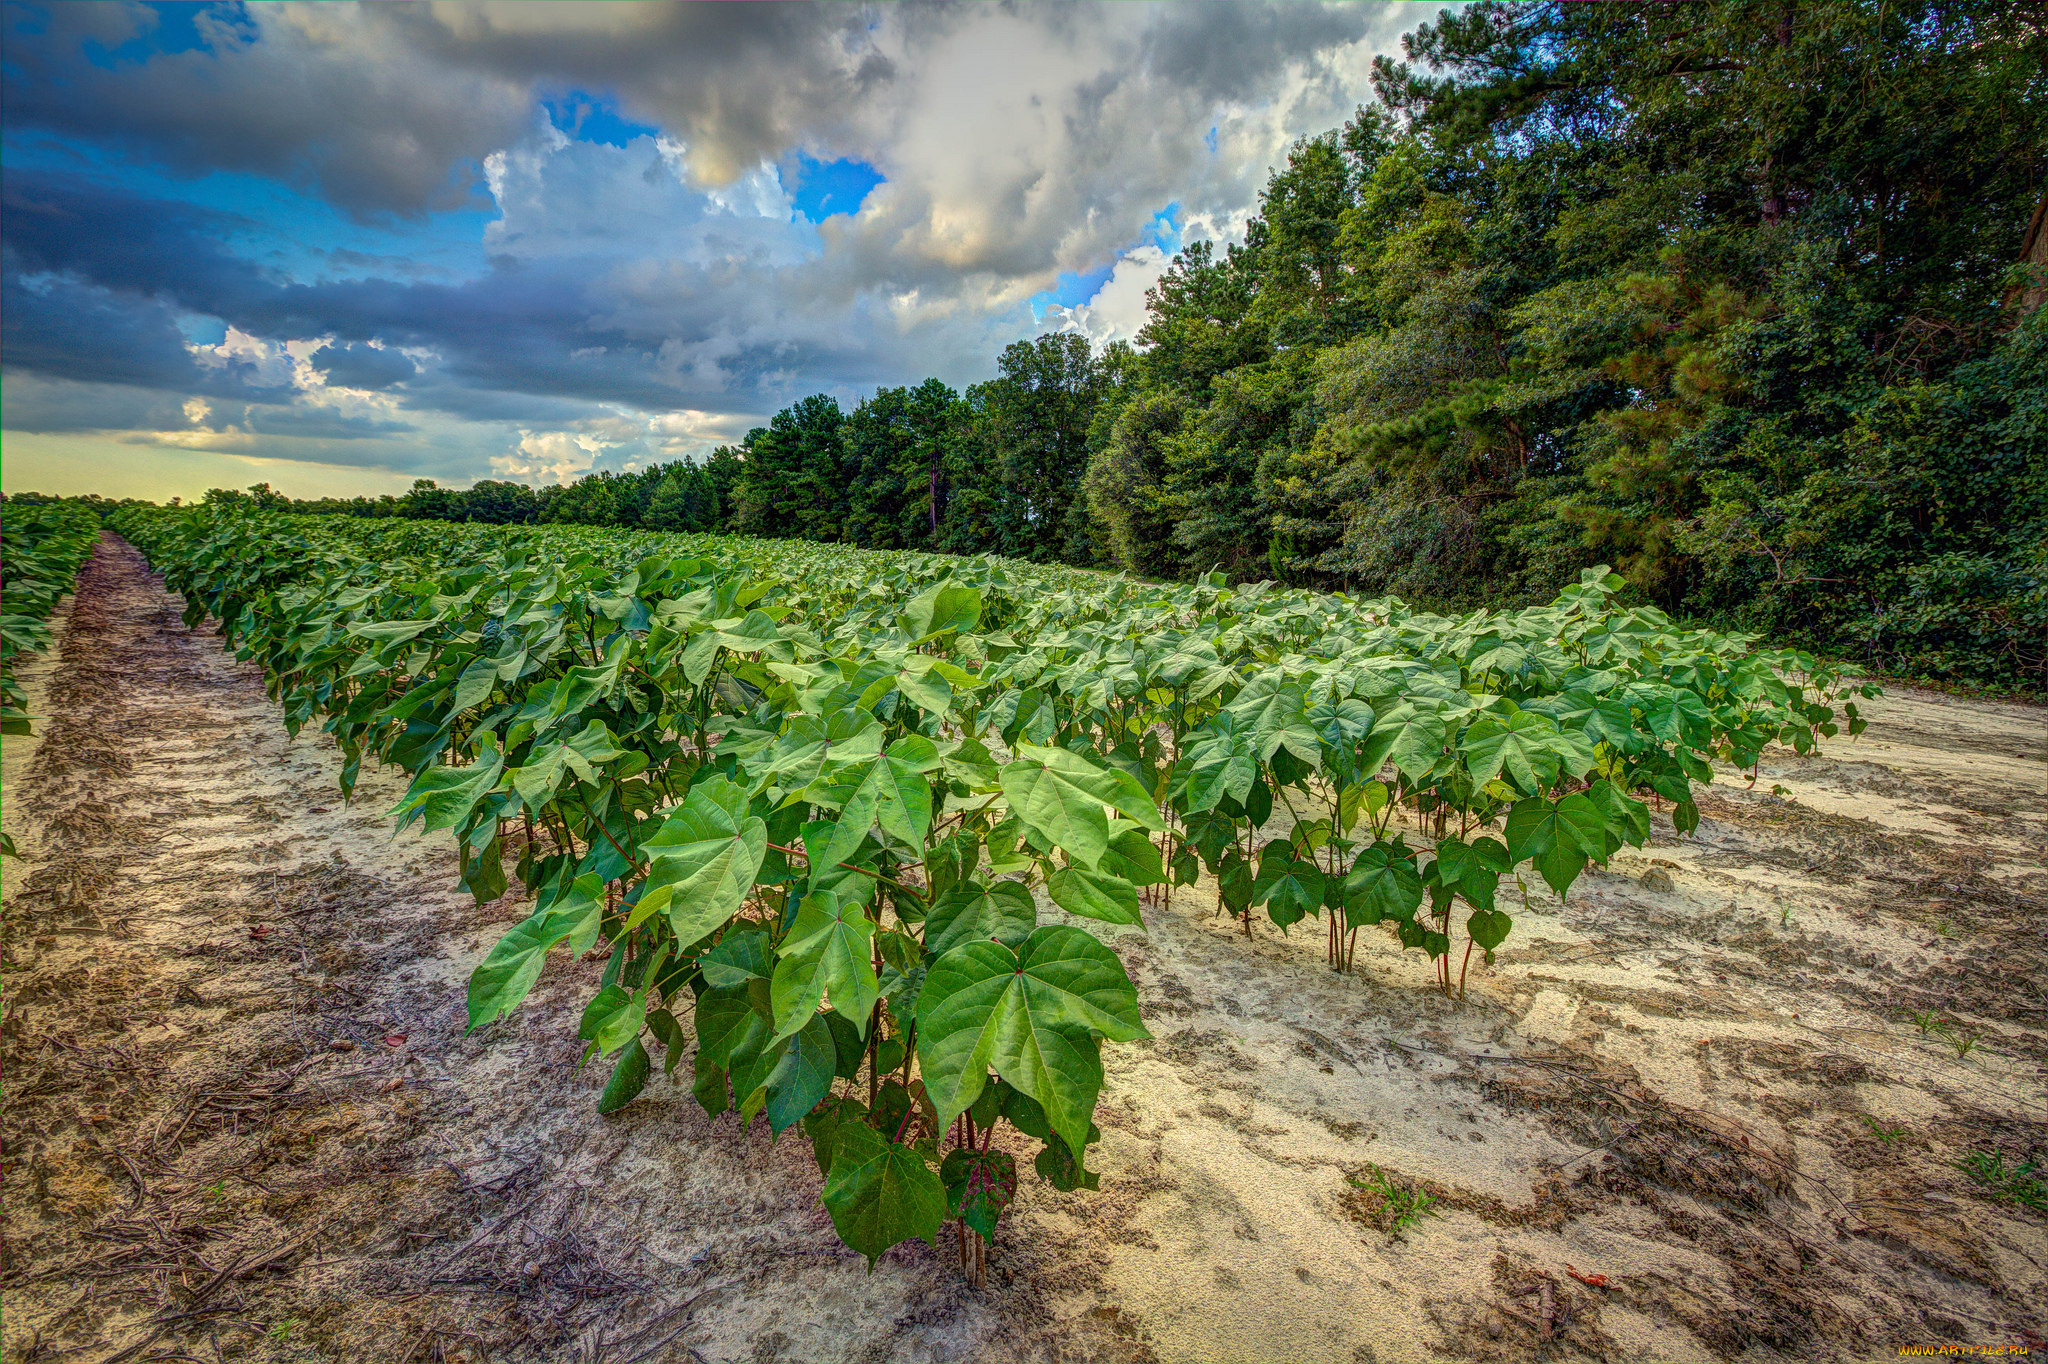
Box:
[196,2,2046,691]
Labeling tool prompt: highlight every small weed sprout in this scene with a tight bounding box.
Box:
[1778,906,1794,929]
[1860,1115,1905,1144]
[1345,1164,1441,1239]
[1908,1010,1944,1037]
[1958,1152,2046,1212]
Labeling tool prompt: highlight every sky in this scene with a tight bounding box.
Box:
[1,0,1419,501]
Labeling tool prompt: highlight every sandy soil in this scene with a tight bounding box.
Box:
[2,536,2042,1364]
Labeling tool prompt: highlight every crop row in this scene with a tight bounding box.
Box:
[106,503,1873,1276]
[1,502,101,857]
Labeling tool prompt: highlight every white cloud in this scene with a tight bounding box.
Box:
[1044,243,1172,346]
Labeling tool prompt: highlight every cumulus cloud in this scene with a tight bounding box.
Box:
[1,0,1415,491]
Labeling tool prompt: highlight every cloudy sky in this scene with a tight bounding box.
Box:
[2,1,1418,501]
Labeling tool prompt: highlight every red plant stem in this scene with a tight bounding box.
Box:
[764,841,926,902]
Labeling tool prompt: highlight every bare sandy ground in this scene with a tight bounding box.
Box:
[3,536,2041,1364]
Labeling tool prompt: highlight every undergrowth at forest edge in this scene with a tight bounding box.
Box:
[107,505,1875,1276]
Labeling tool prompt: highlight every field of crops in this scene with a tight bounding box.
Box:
[101,504,1876,1278]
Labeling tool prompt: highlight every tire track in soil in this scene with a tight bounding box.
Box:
[1,537,1151,1364]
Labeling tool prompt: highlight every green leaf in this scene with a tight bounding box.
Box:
[1099,828,1165,886]
[915,925,1147,1156]
[1178,719,1258,814]
[940,1147,1018,1241]
[1503,793,1607,869]
[699,926,772,989]
[770,891,880,1039]
[902,581,982,641]
[820,1121,947,1269]
[465,873,603,1030]
[637,775,768,944]
[1533,840,1589,900]
[924,879,1037,960]
[1361,702,1448,783]
[1429,837,1503,912]
[694,985,770,1067]
[1033,1131,1100,1192]
[1586,778,1651,849]
[1002,743,1164,870]
[1252,850,1324,929]
[509,721,628,807]
[597,1037,650,1114]
[1343,840,1423,928]
[1046,864,1144,926]
[733,1011,837,1135]
[1459,711,1562,796]
[577,969,656,1058]
[1466,908,1512,956]
[1223,675,1321,765]
[692,1049,730,1117]
[390,734,504,835]
[802,1092,868,1174]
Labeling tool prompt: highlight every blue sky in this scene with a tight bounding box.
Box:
[1,1,1412,500]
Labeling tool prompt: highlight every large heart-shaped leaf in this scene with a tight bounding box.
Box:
[915,925,1147,1155]
[820,1120,947,1269]
[637,776,768,944]
[1002,744,1163,870]
[1344,839,1423,928]
[924,879,1037,959]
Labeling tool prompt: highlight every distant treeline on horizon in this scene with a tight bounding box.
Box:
[9,2,2042,692]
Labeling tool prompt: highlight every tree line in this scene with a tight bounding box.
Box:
[213,1,2044,690]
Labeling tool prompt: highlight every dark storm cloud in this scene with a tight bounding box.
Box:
[1135,2,1374,104]
[307,340,416,389]
[0,272,284,397]
[359,2,893,185]
[233,403,415,438]
[0,373,201,433]
[0,1,887,216]
[1,1,533,219]
[2,164,932,432]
